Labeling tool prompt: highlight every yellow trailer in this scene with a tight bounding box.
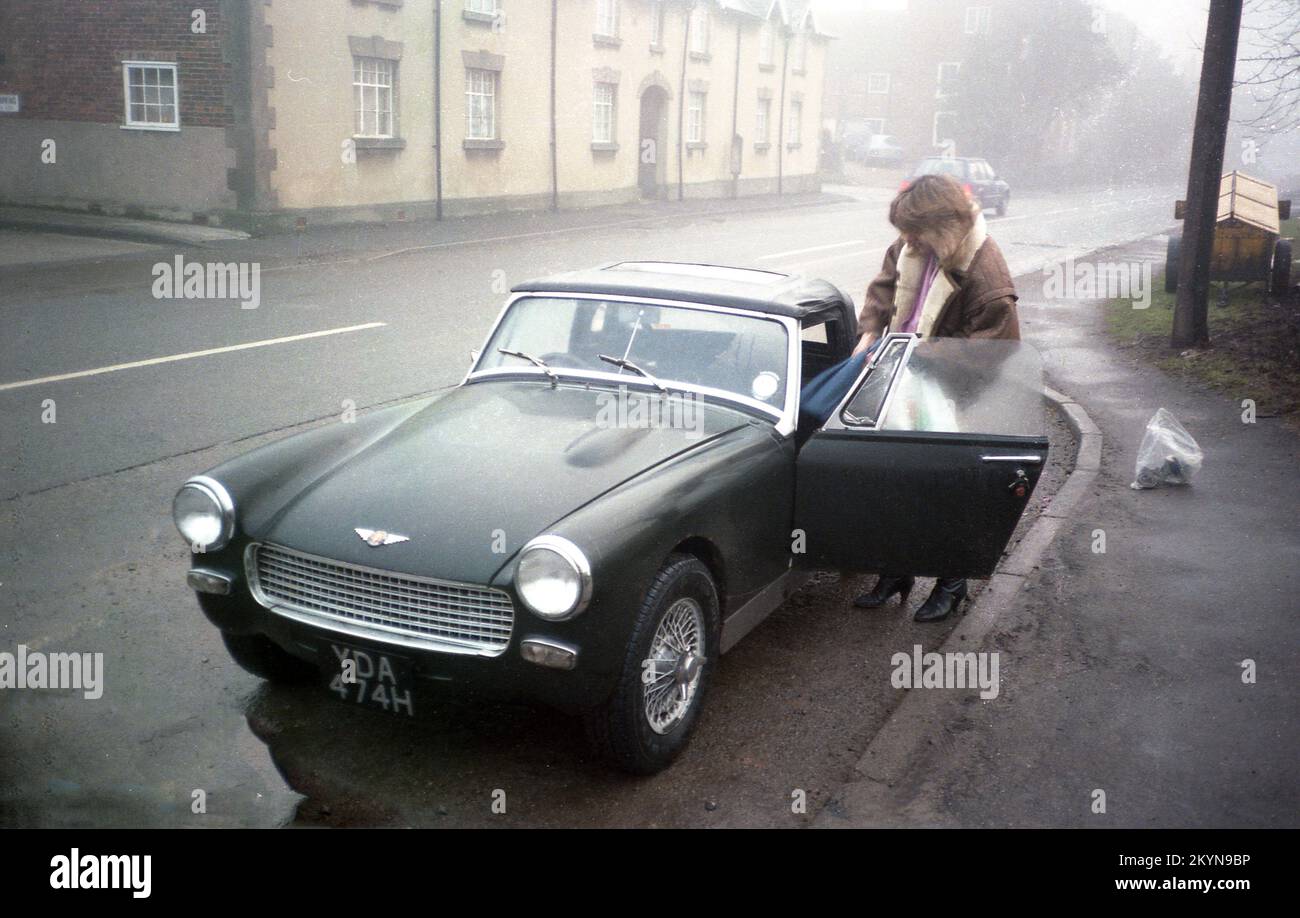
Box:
[1167,171,1293,295]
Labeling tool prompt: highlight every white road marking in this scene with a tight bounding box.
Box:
[993,194,1165,224]
[772,195,1170,280]
[782,245,889,272]
[756,239,867,262]
[0,322,388,393]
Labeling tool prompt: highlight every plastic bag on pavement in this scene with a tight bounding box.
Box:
[1130,408,1203,490]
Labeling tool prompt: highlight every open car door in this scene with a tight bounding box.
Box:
[795,334,1049,579]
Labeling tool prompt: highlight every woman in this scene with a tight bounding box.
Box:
[852,172,1020,623]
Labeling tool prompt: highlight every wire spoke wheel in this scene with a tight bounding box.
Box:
[642,597,705,735]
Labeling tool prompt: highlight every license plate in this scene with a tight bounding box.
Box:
[323,642,416,717]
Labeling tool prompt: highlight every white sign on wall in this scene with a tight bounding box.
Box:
[0,94,20,113]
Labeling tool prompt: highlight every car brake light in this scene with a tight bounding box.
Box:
[899,180,911,191]
[962,183,973,197]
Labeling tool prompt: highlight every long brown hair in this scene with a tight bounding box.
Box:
[889,174,976,260]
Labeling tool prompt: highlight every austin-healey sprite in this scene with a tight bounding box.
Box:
[175,261,1047,773]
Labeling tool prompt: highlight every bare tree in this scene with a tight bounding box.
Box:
[1236,0,1300,133]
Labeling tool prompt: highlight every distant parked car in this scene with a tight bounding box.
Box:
[903,156,1011,216]
[865,134,905,166]
[844,133,904,166]
[841,130,872,162]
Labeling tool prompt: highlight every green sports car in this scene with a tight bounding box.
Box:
[175,261,1047,773]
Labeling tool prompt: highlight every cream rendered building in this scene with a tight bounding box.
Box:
[253,0,828,229]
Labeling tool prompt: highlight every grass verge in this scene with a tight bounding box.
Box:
[1103,217,1300,420]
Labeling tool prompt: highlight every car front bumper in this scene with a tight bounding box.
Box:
[188,547,625,712]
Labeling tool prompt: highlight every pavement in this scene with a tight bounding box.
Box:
[818,234,1300,828]
[7,181,1281,828]
[0,230,163,268]
[0,205,250,246]
[0,191,844,262]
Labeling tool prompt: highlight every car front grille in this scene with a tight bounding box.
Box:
[246,542,514,656]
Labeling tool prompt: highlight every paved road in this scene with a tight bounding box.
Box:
[0,182,1178,827]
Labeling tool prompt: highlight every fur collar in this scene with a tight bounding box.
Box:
[893,209,988,336]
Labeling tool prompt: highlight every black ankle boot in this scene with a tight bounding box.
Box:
[853,575,915,609]
[913,578,968,622]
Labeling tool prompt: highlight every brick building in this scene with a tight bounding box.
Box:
[0,0,829,230]
[0,0,246,219]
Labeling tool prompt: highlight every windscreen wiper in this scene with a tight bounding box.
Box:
[598,354,667,392]
[497,348,559,387]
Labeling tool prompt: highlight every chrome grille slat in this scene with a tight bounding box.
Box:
[261,549,510,604]
[256,572,513,635]
[247,543,514,655]
[256,563,513,625]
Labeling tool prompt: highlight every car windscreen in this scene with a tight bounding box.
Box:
[878,338,1044,437]
[477,296,791,411]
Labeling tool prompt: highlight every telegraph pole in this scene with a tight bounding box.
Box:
[1172,0,1243,348]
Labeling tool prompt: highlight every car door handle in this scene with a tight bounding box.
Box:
[980,454,1043,464]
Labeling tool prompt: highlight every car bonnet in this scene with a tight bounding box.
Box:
[251,380,754,585]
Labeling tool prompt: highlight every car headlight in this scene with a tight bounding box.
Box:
[173,476,235,552]
[515,535,592,621]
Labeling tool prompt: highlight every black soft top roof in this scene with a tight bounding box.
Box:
[511,261,853,320]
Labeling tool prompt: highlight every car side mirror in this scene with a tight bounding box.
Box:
[469,349,481,365]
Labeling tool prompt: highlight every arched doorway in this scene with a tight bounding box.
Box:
[638,82,671,199]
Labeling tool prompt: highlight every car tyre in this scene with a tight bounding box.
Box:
[222,632,316,683]
[584,553,721,775]
[995,195,1008,217]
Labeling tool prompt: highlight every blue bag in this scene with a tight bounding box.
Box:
[797,338,881,440]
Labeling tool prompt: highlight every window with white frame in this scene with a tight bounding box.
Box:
[937,62,960,97]
[787,99,802,145]
[687,91,705,144]
[759,20,775,66]
[867,72,890,94]
[792,31,808,71]
[123,61,179,129]
[650,0,664,47]
[595,0,619,37]
[465,0,497,14]
[353,57,395,137]
[964,6,991,34]
[593,82,616,144]
[756,97,771,144]
[466,68,497,140]
[690,6,710,55]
